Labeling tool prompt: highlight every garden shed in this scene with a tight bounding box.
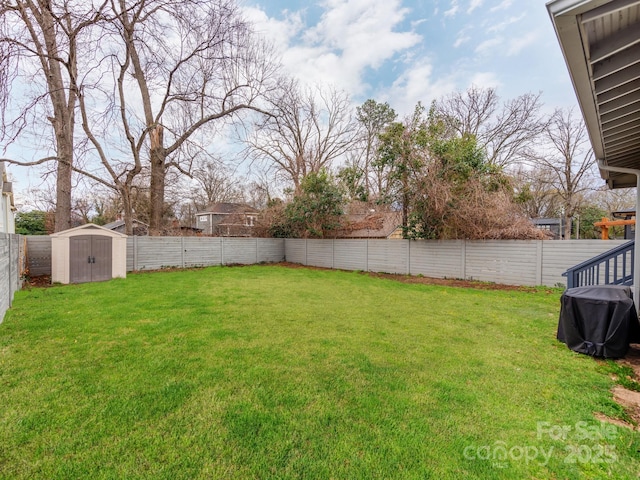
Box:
[50,224,127,284]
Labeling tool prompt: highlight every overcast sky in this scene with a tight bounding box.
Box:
[243,0,576,116]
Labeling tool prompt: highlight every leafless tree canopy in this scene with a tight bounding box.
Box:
[434,86,547,168]
[523,107,596,238]
[2,0,278,234]
[247,81,357,191]
[1,0,107,231]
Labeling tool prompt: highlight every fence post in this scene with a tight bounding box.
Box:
[221,237,225,265]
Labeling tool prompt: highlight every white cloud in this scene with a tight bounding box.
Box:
[246,0,421,98]
[453,26,473,48]
[469,72,502,90]
[386,61,457,116]
[486,13,526,34]
[243,6,304,53]
[474,37,503,55]
[444,0,460,17]
[506,30,539,56]
[490,0,513,12]
[467,0,484,14]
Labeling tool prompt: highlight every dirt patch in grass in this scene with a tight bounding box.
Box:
[24,275,51,288]
[596,345,640,430]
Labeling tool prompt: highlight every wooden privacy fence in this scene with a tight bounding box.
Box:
[23,236,628,288]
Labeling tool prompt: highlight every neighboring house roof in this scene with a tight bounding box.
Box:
[198,202,259,215]
[547,0,640,189]
[102,219,148,230]
[101,219,149,236]
[337,212,402,238]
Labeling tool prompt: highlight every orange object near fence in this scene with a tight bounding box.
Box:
[593,217,636,240]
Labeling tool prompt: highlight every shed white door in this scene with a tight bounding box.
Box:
[69,235,112,283]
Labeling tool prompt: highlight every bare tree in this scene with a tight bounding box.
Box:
[0,0,106,231]
[190,158,245,209]
[525,107,597,239]
[86,0,277,235]
[434,86,547,168]
[351,99,397,200]
[247,81,357,191]
[511,166,563,219]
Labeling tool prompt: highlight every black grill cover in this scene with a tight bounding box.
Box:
[558,285,640,358]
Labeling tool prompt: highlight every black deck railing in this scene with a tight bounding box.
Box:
[563,240,634,288]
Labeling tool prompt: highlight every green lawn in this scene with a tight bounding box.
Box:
[1,265,638,479]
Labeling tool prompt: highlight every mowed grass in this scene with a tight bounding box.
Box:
[1,265,639,479]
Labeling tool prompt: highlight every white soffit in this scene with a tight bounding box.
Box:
[548,0,640,188]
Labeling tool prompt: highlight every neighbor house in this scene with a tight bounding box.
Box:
[0,162,16,234]
[196,203,259,237]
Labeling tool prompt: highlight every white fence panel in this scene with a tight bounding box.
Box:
[257,238,285,263]
[134,237,183,270]
[224,238,258,265]
[367,240,408,274]
[285,239,306,264]
[541,240,627,287]
[1,234,25,323]
[409,240,464,279]
[0,235,10,321]
[183,237,222,267]
[465,240,539,286]
[306,240,334,268]
[333,240,368,271]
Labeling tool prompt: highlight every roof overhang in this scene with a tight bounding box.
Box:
[547,0,640,189]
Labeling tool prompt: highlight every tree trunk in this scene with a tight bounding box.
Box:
[149,125,165,235]
[564,214,572,240]
[38,0,77,232]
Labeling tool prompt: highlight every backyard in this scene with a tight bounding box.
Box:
[0,265,639,479]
